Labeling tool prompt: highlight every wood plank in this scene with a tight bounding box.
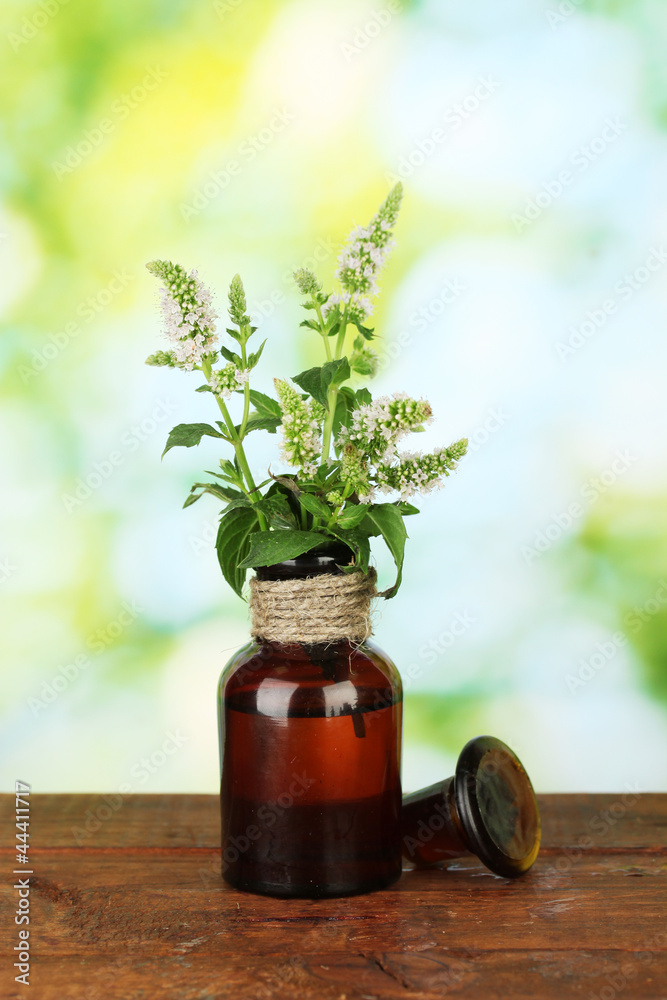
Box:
[1,878,664,955]
[0,793,218,849]
[1,792,665,849]
[2,847,664,890]
[3,950,667,1000]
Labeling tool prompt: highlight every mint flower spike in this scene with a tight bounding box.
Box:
[293,268,322,297]
[228,273,251,329]
[340,442,371,501]
[208,361,249,399]
[145,350,176,367]
[145,259,218,371]
[274,378,323,476]
[327,182,403,325]
[337,393,432,463]
[377,439,469,500]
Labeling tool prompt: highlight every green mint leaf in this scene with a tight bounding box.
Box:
[298,493,331,521]
[332,386,355,439]
[335,504,368,529]
[162,422,226,458]
[354,322,375,341]
[255,493,300,529]
[225,327,243,345]
[363,503,408,599]
[327,526,371,574]
[395,501,420,516]
[323,466,343,491]
[332,404,347,436]
[292,365,327,406]
[209,458,245,488]
[248,390,282,422]
[220,497,254,514]
[238,529,327,569]
[184,482,246,509]
[210,472,240,486]
[247,339,267,368]
[220,346,243,366]
[219,458,238,478]
[355,388,373,406]
[293,358,351,409]
[204,469,238,483]
[216,507,259,597]
[269,473,300,494]
[350,354,376,376]
[244,412,282,434]
[326,357,351,387]
[183,492,203,508]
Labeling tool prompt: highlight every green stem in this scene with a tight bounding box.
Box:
[320,385,337,464]
[334,307,348,360]
[201,358,268,530]
[239,339,251,436]
[233,441,264,505]
[314,303,332,361]
[320,307,349,463]
[320,332,332,362]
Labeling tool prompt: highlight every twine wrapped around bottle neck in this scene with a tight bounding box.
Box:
[249,568,378,644]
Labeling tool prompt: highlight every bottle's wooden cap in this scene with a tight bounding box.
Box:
[453,735,541,878]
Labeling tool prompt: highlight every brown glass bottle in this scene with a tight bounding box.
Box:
[217,546,403,898]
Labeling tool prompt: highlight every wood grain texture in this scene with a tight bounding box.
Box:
[1,793,665,999]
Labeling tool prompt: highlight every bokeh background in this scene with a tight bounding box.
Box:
[3,0,667,797]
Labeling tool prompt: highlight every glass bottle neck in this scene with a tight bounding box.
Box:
[254,543,354,582]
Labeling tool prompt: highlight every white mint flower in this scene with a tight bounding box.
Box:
[376,440,468,499]
[337,393,432,463]
[208,363,249,399]
[326,183,403,324]
[274,379,323,476]
[146,259,218,370]
[293,268,322,297]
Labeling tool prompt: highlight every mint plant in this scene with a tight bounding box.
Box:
[145,184,467,599]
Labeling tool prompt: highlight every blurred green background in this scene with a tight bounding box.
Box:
[2,0,667,795]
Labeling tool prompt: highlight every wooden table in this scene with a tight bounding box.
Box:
[1,793,666,999]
